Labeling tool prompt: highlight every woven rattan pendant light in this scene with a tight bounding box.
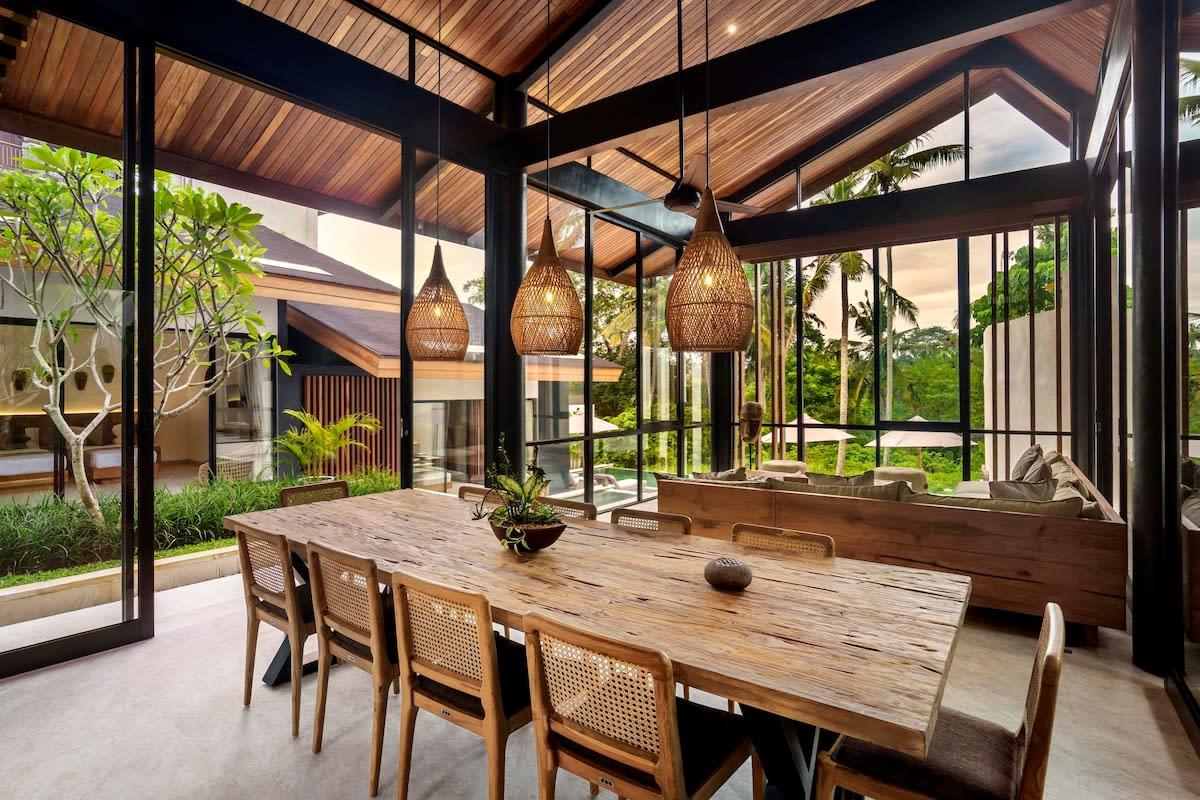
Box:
[405,0,468,361]
[664,0,753,352]
[510,0,583,357]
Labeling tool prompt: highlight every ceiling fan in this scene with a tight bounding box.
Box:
[596,156,762,217]
[595,0,761,220]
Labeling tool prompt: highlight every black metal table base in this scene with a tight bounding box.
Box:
[742,706,859,800]
[261,552,327,687]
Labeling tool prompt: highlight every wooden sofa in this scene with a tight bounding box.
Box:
[659,456,1127,630]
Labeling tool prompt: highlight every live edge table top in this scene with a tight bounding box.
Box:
[224,489,971,757]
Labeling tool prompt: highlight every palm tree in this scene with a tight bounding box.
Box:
[862,137,965,461]
[809,172,873,473]
[1182,58,1200,125]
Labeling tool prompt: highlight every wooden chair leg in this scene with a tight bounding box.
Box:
[289,632,304,737]
[369,679,390,797]
[311,642,330,754]
[243,615,260,707]
[395,692,418,800]
[813,753,837,800]
[393,673,401,695]
[486,727,507,800]
[537,764,557,800]
[681,685,690,701]
[588,782,599,795]
[751,750,765,800]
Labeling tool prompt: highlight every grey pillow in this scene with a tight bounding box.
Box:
[806,470,874,487]
[1022,458,1052,483]
[692,467,747,481]
[1011,444,1043,481]
[990,479,1056,502]
[767,478,901,501]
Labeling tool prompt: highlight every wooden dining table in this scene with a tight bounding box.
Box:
[224,488,971,765]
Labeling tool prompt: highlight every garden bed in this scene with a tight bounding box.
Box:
[0,469,400,582]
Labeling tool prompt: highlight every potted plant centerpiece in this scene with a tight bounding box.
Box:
[471,438,566,553]
[273,410,381,484]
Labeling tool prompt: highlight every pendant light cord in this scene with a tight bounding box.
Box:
[677,0,684,181]
[435,0,442,243]
[704,0,710,185]
[545,0,551,221]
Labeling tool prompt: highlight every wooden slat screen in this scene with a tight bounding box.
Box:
[303,374,399,476]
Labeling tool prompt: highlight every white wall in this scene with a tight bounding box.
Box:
[192,179,318,248]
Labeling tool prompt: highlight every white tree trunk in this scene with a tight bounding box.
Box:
[67,436,104,524]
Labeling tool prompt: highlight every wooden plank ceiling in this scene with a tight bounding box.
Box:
[0,1,1111,283]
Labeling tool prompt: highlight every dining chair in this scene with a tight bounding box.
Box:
[730,523,835,557]
[814,602,1065,800]
[458,483,499,507]
[611,508,692,536]
[236,529,316,737]
[279,479,350,507]
[524,613,752,800]
[307,542,400,798]
[390,570,532,800]
[539,496,597,520]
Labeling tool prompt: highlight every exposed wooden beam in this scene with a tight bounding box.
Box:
[0,107,397,228]
[1085,0,1132,162]
[521,0,1107,165]
[511,0,625,92]
[33,0,528,172]
[726,160,1087,261]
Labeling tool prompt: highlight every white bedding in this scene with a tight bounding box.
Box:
[0,449,56,477]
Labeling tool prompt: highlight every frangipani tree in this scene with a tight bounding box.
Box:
[0,144,290,521]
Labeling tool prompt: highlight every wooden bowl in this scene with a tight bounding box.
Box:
[491,521,566,552]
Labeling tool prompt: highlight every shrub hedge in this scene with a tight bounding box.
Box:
[0,469,400,578]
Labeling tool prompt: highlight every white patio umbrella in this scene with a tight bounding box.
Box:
[864,415,969,468]
[761,413,854,444]
[569,404,619,435]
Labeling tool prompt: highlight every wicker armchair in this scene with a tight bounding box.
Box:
[816,603,1065,800]
[279,480,350,508]
[731,523,835,557]
[525,613,752,800]
[307,542,399,798]
[236,529,316,737]
[611,508,692,536]
[391,571,532,800]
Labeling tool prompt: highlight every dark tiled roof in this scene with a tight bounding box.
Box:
[254,226,398,295]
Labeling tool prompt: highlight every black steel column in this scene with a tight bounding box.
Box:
[135,39,156,636]
[120,38,136,622]
[484,81,527,476]
[1129,0,1182,676]
[957,237,971,480]
[711,351,734,471]
[399,140,416,488]
[583,208,594,502]
[1067,209,1094,479]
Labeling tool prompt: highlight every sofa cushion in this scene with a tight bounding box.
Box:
[872,466,928,493]
[899,484,1084,517]
[761,459,807,474]
[807,470,874,486]
[1011,444,1043,480]
[1182,489,1200,528]
[768,478,902,501]
[990,479,1056,502]
[953,479,991,498]
[692,467,747,481]
[1021,457,1052,483]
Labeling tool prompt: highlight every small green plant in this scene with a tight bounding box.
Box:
[273,410,381,477]
[471,436,561,551]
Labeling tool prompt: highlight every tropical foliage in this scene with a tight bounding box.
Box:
[273,410,382,477]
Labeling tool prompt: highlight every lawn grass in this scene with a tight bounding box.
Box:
[0,536,238,590]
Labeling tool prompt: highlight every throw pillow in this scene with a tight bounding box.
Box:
[692,467,747,481]
[990,479,1056,502]
[1022,458,1052,483]
[806,470,874,487]
[1011,444,1043,481]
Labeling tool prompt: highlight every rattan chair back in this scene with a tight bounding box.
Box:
[237,529,297,609]
[458,483,502,510]
[731,523,835,557]
[525,613,687,795]
[611,508,691,536]
[391,571,503,715]
[538,496,597,520]
[279,480,350,508]
[307,542,385,655]
[1015,603,1065,799]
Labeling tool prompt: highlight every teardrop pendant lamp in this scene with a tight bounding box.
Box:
[664,0,753,352]
[406,0,469,362]
[511,0,583,357]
